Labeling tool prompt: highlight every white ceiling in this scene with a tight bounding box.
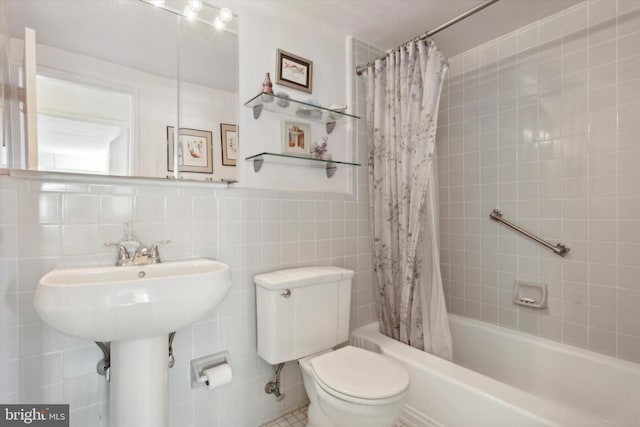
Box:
[245,0,583,58]
[37,114,126,155]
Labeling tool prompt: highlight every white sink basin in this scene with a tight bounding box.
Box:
[35,257,231,427]
[34,258,231,342]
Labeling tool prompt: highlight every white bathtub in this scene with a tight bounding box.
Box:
[350,315,640,427]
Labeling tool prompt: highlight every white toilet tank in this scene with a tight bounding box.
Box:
[254,267,354,365]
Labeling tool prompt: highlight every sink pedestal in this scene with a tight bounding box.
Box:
[110,336,168,427]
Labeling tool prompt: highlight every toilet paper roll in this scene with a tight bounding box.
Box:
[202,363,232,389]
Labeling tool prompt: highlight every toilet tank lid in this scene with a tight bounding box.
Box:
[254,267,354,289]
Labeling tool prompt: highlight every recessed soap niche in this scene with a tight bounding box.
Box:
[513,281,548,309]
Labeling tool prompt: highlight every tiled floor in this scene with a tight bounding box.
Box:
[260,407,308,427]
[259,406,407,427]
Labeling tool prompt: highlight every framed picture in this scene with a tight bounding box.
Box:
[276,49,313,94]
[220,123,237,166]
[281,120,311,156]
[167,127,213,174]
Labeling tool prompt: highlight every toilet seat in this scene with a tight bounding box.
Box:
[310,346,409,406]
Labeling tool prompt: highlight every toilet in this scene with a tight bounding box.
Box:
[254,267,409,427]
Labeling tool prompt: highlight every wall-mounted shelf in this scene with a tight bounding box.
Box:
[245,152,360,178]
[244,92,360,134]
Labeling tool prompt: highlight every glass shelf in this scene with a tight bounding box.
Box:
[245,152,360,178]
[244,92,360,134]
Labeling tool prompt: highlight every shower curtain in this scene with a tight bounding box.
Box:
[365,39,452,360]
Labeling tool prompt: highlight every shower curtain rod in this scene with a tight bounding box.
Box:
[355,0,500,76]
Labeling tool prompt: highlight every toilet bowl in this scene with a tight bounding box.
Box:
[299,346,409,427]
[254,267,409,426]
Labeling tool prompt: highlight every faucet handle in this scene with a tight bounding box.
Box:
[105,242,131,266]
[148,240,171,264]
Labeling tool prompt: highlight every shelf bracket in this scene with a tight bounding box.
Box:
[326,162,337,178]
[252,104,263,120]
[252,156,264,172]
[325,121,336,134]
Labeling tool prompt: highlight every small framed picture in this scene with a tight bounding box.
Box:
[220,123,237,166]
[276,49,313,94]
[281,120,311,156]
[167,127,213,174]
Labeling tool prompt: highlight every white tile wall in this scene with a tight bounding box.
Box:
[0,174,374,426]
[438,0,640,363]
[0,38,374,426]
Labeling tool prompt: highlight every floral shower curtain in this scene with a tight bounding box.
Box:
[365,39,452,360]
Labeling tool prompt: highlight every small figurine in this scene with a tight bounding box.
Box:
[312,137,328,159]
[262,72,274,94]
[262,72,274,102]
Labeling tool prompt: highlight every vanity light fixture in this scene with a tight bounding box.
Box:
[219,7,233,23]
[143,0,234,31]
[188,0,203,12]
[213,16,225,30]
[183,5,197,20]
[213,7,233,30]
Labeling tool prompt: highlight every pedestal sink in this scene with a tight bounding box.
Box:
[34,258,232,427]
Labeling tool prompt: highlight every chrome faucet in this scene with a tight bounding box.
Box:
[104,242,131,266]
[105,240,171,266]
[132,240,171,265]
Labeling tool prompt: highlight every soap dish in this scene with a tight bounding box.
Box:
[513,281,548,309]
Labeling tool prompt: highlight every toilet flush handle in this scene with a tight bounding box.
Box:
[281,289,291,298]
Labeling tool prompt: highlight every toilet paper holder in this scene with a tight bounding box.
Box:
[190,351,231,389]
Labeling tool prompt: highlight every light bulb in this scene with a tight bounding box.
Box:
[219,7,233,23]
[150,0,165,6]
[188,0,203,12]
[183,5,197,20]
[213,17,225,30]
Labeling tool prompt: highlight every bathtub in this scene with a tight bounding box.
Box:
[350,315,640,427]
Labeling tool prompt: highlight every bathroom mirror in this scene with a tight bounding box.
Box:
[2,0,238,182]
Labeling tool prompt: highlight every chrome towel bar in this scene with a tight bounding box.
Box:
[489,209,570,257]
